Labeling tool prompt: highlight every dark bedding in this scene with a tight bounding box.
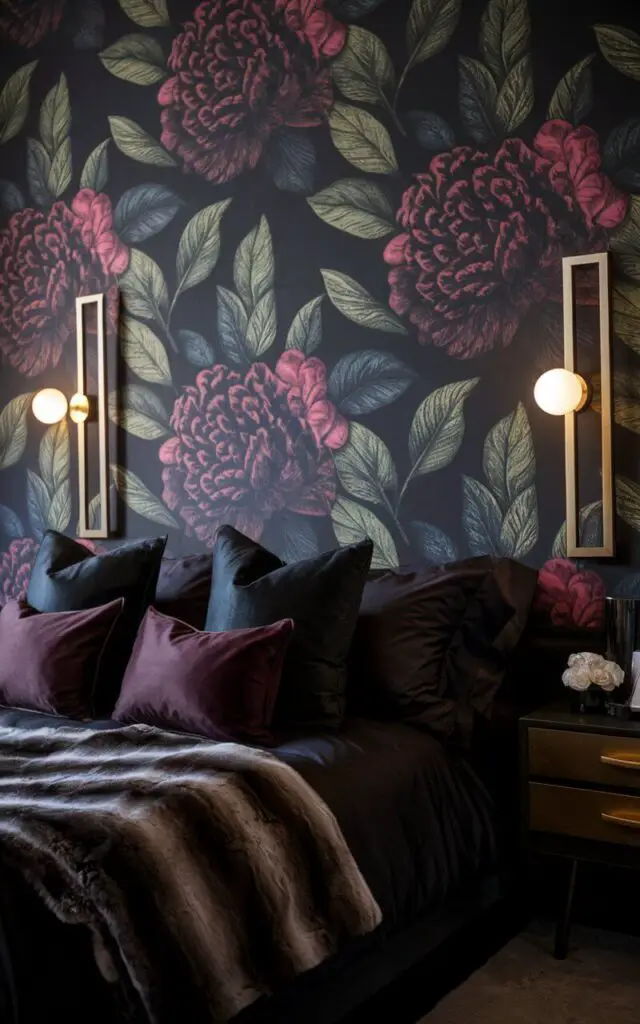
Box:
[0,708,499,1022]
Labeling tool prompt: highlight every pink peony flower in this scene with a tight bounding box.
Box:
[534,558,606,629]
[0,190,128,377]
[0,538,38,607]
[158,0,347,184]
[275,350,348,450]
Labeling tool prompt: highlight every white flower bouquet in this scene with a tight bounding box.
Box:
[562,652,625,693]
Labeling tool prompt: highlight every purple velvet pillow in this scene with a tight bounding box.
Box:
[113,607,293,745]
[0,598,124,718]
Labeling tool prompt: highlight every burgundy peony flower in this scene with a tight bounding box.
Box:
[0,538,38,607]
[159,351,346,546]
[158,0,347,184]
[534,558,606,630]
[384,120,628,358]
[0,189,128,377]
[0,0,65,47]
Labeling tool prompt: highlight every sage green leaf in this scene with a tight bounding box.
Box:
[458,56,498,143]
[552,501,602,557]
[334,422,397,505]
[321,269,406,333]
[332,497,398,569]
[108,385,170,439]
[408,378,479,478]
[616,475,640,533]
[88,494,103,531]
[407,0,462,69]
[245,290,277,357]
[611,196,640,281]
[48,480,72,532]
[308,179,395,239]
[40,73,70,158]
[592,370,640,434]
[111,464,178,528]
[495,55,533,132]
[499,484,538,557]
[547,54,594,122]
[47,136,72,198]
[121,316,171,385]
[27,470,50,540]
[100,34,166,85]
[329,103,398,175]
[411,521,458,563]
[233,216,274,313]
[332,26,394,106]
[116,0,169,28]
[120,247,169,322]
[462,475,502,556]
[0,393,33,470]
[39,420,69,496]
[480,0,530,84]
[286,295,323,353]
[26,138,52,208]
[80,139,109,190]
[175,199,232,297]
[613,279,640,355]
[482,402,535,513]
[109,115,175,166]
[0,61,38,145]
[595,24,640,82]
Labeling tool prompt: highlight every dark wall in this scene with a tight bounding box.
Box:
[1,0,640,628]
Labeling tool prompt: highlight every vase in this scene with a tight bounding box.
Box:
[568,688,605,715]
[604,597,638,705]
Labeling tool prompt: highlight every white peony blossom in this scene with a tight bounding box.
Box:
[563,652,625,693]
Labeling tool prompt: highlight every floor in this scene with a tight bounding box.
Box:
[420,921,640,1024]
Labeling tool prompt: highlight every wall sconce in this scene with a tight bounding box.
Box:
[31,293,110,540]
[533,252,614,558]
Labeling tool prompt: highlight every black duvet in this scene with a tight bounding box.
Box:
[0,709,499,1022]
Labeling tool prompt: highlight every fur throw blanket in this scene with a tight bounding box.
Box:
[0,723,381,1023]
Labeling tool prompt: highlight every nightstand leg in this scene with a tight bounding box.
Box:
[554,858,578,960]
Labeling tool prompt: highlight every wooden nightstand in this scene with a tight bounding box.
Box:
[520,703,640,959]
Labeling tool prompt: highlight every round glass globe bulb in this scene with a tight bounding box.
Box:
[32,388,68,425]
[534,369,587,416]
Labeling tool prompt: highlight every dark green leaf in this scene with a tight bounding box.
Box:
[407,0,462,69]
[116,0,169,27]
[458,56,497,143]
[552,501,602,557]
[308,178,395,239]
[617,475,640,533]
[114,183,182,244]
[404,110,455,150]
[328,350,417,414]
[411,521,458,563]
[495,55,533,132]
[0,180,25,214]
[40,73,70,159]
[278,514,320,563]
[595,24,640,82]
[26,138,53,208]
[179,329,215,368]
[611,196,640,282]
[217,286,248,365]
[48,136,72,198]
[547,54,594,123]
[499,485,538,557]
[267,131,316,194]
[482,402,535,513]
[0,504,24,540]
[462,475,502,556]
[27,470,49,541]
[603,118,640,191]
[0,61,38,145]
[613,278,640,354]
[480,0,530,84]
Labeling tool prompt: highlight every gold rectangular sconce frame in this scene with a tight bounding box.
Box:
[562,252,614,558]
[75,293,109,539]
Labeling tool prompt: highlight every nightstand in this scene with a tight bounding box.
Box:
[520,703,640,959]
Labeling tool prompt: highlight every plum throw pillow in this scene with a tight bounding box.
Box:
[205,526,373,731]
[0,598,124,718]
[113,607,294,745]
[27,531,167,713]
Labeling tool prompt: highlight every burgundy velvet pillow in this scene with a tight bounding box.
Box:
[0,598,124,718]
[113,607,293,744]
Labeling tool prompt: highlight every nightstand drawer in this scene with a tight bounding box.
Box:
[529,782,640,847]
[529,727,640,791]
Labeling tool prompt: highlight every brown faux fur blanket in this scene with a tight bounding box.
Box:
[0,723,381,1023]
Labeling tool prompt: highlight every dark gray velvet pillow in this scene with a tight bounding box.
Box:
[206,526,373,731]
[27,531,167,713]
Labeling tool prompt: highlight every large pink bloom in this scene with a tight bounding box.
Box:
[384,121,628,358]
[0,0,65,47]
[159,352,346,546]
[0,538,38,607]
[534,558,606,630]
[158,0,347,184]
[0,190,128,377]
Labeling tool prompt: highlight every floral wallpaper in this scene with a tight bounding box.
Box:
[1,0,640,631]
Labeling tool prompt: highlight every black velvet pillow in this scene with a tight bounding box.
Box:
[27,531,167,713]
[349,556,537,745]
[206,526,373,730]
[154,553,212,629]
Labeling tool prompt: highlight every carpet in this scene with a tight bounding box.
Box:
[421,921,640,1023]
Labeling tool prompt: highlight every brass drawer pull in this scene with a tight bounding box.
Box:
[601,810,640,829]
[600,752,640,770]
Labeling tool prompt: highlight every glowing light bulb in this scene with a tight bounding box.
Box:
[69,393,90,424]
[32,388,68,424]
[534,369,588,416]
